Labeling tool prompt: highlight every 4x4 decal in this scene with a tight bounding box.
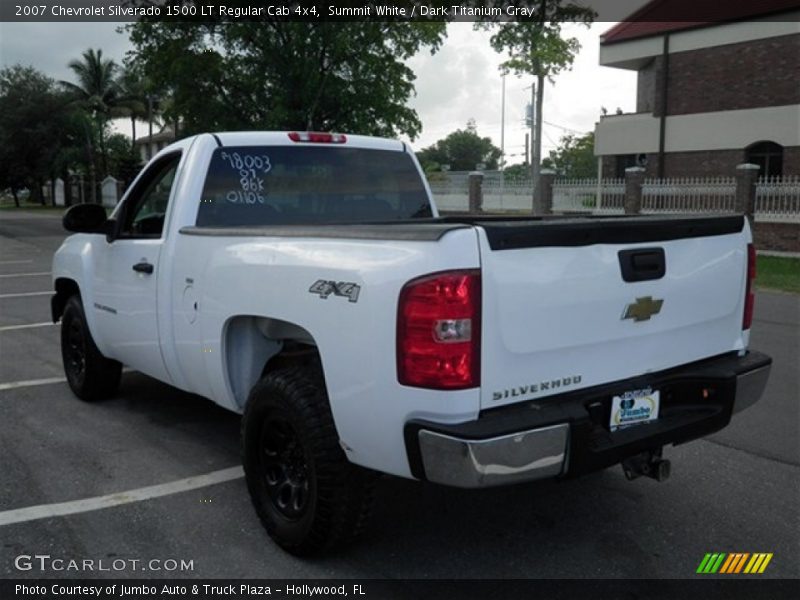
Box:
[309,280,361,303]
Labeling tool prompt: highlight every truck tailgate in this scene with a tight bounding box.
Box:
[476,215,749,409]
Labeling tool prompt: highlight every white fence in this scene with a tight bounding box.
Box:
[429,174,800,222]
[641,177,736,214]
[756,175,800,222]
[552,178,625,214]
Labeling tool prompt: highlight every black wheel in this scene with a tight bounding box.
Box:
[60,295,122,401]
[242,365,375,555]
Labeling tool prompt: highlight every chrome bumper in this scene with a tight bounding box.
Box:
[732,362,771,414]
[413,352,771,489]
[417,424,569,488]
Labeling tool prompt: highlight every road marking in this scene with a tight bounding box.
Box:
[0,322,54,332]
[0,271,50,278]
[0,259,34,265]
[0,466,244,526]
[0,376,67,391]
[0,291,51,299]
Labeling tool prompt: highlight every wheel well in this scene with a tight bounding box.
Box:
[224,316,321,411]
[52,278,80,323]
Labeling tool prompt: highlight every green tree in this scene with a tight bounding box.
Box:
[542,131,596,178]
[0,66,71,206]
[125,18,446,139]
[417,121,502,172]
[116,65,150,148]
[61,48,130,199]
[106,133,143,187]
[502,163,532,181]
[478,2,594,197]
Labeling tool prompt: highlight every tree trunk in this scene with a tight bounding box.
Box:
[97,117,109,178]
[11,188,20,208]
[131,116,137,148]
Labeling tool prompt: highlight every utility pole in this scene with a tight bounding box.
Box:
[500,73,506,206]
[525,132,529,166]
[500,74,506,168]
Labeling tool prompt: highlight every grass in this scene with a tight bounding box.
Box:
[756,256,800,294]
[0,201,66,213]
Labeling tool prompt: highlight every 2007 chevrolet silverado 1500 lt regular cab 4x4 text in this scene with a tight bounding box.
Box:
[52,131,772,554]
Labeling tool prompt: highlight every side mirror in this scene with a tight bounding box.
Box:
[63,204,108,234]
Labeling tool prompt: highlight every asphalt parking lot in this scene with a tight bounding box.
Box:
[0,210,797,580]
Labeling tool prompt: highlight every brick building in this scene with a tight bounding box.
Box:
[594,0,800,179]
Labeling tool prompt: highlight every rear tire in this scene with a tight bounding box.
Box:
[60,295,122,401]
[242,365,375,556]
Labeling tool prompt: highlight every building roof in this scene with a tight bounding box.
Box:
[601,0,799,45]
[134,127,176,146]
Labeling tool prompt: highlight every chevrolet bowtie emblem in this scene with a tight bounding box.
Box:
[622,296,664,322]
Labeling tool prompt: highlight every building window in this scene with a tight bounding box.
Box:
[746,142,783,178]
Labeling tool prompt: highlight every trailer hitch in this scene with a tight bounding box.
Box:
[622,449,671,482]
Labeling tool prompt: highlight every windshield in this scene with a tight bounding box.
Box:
[196,145,432,227]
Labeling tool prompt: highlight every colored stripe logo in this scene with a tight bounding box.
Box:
[696,553,773,574]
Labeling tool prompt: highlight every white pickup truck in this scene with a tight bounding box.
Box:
[52,131,771,555]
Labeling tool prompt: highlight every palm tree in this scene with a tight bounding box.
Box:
[60,49,127,199]
[117,65,149,149]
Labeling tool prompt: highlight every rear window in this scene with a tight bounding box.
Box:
[196,146,432,227]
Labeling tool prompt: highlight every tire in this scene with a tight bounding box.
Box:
[60,295,122,401]
[242,365,375,556]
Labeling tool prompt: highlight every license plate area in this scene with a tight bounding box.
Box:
[609,387,660,431]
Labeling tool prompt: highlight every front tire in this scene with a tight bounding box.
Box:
[242,366,375,555]
[60,295,122,401]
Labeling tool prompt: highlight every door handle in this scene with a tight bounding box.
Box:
[132,261,154,274]
[618,248,665,282]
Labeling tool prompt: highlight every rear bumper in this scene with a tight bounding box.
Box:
[405,350,771,488]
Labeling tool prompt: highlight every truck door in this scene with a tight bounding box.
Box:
[92,152,181,383]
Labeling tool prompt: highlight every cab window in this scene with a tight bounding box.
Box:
[119,154,181,238]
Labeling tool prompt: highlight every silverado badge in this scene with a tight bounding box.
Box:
[623,296,664,322]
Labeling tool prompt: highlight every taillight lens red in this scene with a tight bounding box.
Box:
[743,243,756,330]
[288,131,347,143]
[397,270,481,390]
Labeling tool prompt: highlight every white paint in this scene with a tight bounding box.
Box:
[595,104,800,155]
[594,112,661,155]
[0,466,244,526]
[101,176,119,207]
[665,105,800,152]
[0,322,54,332]
[601,18,800,69]
[0,291,51,299]
[54,178,65,207]
[0,376,66,392]
[0,271,50,278]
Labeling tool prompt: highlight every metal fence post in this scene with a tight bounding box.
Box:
[468,171,484,214]
[735,163,760,225]
[624,166,646,214]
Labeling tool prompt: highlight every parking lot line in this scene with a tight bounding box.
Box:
[0,291,51,299]
[0,271,50,278]
[0,322,54,332]
[0,466,244,526]
[0,376,66,391]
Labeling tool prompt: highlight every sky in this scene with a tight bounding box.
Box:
[0,19,639,166]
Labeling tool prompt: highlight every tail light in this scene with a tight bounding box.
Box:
[288,131,347,143]
[397,270,481,390]
[743,243,756,330]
